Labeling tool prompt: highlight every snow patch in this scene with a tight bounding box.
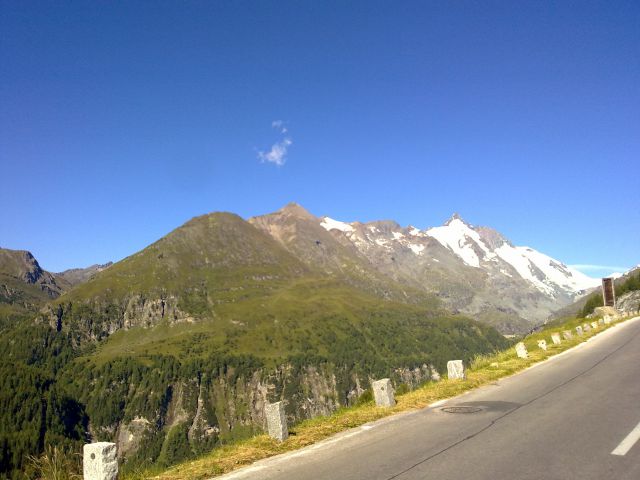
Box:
[494,244,599,294]
[408,244,425,255]
[517,247,599,292]
[320,217,354,233]
[494,244,551,294]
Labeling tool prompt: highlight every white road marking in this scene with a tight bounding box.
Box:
[611,420,640,456]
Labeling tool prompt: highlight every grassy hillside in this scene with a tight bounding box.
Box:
[89,278,464,364]
[58,212,309,301]
[0,273,51,329]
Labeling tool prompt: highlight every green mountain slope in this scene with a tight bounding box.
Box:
[0,248,67,330]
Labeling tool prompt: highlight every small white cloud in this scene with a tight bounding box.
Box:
[258,137,292,167]
[271,120,288,134]
[258,121,292,166]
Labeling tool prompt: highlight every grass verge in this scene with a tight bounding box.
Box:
[135,314,636,480]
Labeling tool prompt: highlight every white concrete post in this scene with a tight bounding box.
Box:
[562,330,573,340]
[265,401,288,441]
[537,340,547,351]
[591,321,598,329]
[598,318,605,326]
[372,378,396,407]
[83,442,117,480]
[551,333,561,345]
[583,323,591,332]
[575,326,583,336]
[515,342,528,359]
[447,360,465,380]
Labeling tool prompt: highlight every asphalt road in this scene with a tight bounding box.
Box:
[221,317,640,480]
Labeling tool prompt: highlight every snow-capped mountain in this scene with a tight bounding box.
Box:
[425,214,597,295]
[318,212,599,331]
[249,204,600,333]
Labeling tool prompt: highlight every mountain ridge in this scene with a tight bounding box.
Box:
[307,209,598,330]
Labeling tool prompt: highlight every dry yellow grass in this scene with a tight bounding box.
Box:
[137,315,630,480]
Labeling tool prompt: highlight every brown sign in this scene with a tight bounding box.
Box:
[602,277,616,307]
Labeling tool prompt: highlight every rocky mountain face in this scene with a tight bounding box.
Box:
[248,203,438,307]
[0,248,67,327]
[617,290,640,315]
[0,248,64,298]
[56,262,113,287]
[0,248,112,329]
[65,356,441,466]
[251,206,598,333]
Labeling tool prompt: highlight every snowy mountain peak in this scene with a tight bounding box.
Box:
[321,210,599,300]
[426,223,488,268]
[422,216,599,295]
[444,212,468,226]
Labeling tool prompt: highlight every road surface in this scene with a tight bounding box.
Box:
[221,317,640,480]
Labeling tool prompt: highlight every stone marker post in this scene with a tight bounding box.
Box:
[447,360,465,380]
[551,333,561,345]
[537,339,547,351]
[515,342,528,359]
[575,326,583,336]
[372,378,396,407]
[562,330,573,340]
[83,442,118,480]
[583,323,591,332]
[591,321,598,329]
[265,401,288,441]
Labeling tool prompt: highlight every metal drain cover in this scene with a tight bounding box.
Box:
[441,406,482,414]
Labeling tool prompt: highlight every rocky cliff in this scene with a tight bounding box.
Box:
[63,353,441,469]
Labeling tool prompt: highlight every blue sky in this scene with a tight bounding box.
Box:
[1,1,638,276]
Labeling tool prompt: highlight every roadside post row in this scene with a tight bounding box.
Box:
[82,312,632,479]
